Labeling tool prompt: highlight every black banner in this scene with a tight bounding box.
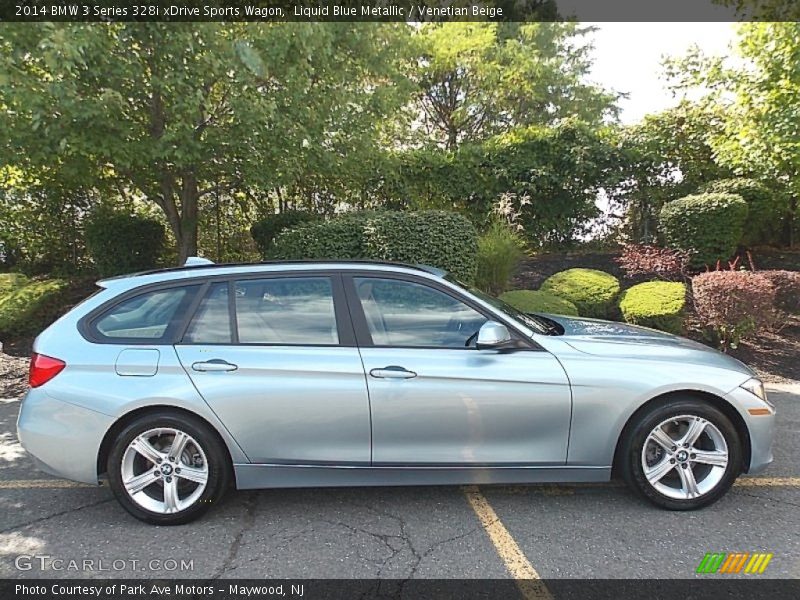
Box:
[4,579,800,600]
[0,0,786,23]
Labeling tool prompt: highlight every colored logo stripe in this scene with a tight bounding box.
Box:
[697,552,773,574]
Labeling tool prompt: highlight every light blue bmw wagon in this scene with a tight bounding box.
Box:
[17,260,775,524]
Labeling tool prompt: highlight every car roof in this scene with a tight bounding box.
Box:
[97,260,448,289]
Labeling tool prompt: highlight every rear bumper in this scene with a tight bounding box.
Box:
[724,386,775,474]
[17,388,113,485]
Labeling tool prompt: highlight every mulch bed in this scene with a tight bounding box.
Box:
[0,351,28,399]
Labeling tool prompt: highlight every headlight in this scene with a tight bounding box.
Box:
[740,378,773,408]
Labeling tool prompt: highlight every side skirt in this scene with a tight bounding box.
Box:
[233,464,611,490]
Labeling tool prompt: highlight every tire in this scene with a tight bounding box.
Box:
[107,411,231,525]
[619,398,742,510]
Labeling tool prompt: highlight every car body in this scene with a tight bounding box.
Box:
[17,260,775,523]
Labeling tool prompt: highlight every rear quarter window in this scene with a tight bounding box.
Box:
[89,285,200,342]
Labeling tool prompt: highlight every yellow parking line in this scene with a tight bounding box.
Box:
[463,485,551,600]
[734,477,800,487]
[0,479,93,489]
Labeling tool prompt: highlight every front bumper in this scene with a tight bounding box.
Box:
[724,386,775,474]
[17,388,114,485]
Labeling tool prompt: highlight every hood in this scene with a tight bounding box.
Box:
[544,314,755,376]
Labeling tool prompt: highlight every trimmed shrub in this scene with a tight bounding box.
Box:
[0,273,29,297]
[272,210,479,283]
[85,210,166,277]
[760,270,800,315]
[475,221,526,295]
[540,268,620,318]
[499,290,579,316]
[271,212,372,262]
[692,271,776,350]
[700,179,784,247]
[618,281,687,334]
[0,279,69,338]
[251,210,318,259]
[659,193,748,267]
[616,244,689,280]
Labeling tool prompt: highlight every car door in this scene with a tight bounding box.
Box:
[344,273,571,466]
[174,273,371,465]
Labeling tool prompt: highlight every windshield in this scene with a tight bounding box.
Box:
[445,276,553,335]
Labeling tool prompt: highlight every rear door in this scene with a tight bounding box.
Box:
[174,273,371,465]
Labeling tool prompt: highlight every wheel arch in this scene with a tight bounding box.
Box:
[96,405,235,482]
[611,389,751,478]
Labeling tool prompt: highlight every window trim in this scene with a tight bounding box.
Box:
[341,272,540,351]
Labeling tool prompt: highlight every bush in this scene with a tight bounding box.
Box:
[0,273,29,297]
[692,271,776,350]
[85,210,166,277]
[474,221,525,295]
[659,193,748,267]
[616,244,689,280]
[540,268,620,318]
[499,290,579,316]
[618,281,687,334]
[760,270,800,315]
[700,179,784,247]
[0,279,69,338]
[251,210,318,259]
[272,210,479,282]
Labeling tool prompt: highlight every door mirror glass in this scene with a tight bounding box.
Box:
[476,321,512,349]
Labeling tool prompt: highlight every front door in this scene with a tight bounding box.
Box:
[175,275,370,465]
[346,275,571,466]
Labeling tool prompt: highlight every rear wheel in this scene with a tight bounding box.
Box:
[107,412,231,525]
[620,398,741,510]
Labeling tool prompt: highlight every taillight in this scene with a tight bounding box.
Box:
[29,353,66,388]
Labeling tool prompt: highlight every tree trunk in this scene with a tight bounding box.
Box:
[177,172,200,265]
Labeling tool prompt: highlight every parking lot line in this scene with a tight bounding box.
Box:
[0,479,93,489]
[463,485,551,600]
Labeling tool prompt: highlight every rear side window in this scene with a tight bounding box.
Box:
[234,277,338,345]
[92,285,198,342]
[183,283,231,344]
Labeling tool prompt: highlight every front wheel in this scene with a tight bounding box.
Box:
[620,399,742,510]
[107,411,231,525]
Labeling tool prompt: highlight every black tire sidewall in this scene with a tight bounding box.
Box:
[107,412,230,525]
[622,399,742,511]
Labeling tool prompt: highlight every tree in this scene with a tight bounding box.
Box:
[0,23,412,263]
[619,101,734,242]
[413,22,618,149]
[665,23,800,245]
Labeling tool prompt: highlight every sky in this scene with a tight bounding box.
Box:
[585,23,737,124]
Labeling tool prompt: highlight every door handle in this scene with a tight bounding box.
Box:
[369,366,417,379]
[192,359,238,372]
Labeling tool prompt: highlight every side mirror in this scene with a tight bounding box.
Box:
[476,321,512,349]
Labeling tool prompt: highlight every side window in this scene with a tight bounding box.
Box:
[183,283,231,343]
[353,277,487,348]
[235,277,338,345]
[93,285,198,341]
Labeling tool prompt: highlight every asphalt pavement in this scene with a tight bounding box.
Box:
[0,387,797,582]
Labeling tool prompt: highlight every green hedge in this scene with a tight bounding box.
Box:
[659,193,748,267]
[700,179,784,247]
[540,268,620,318]
[0,279,69,338]
[85,210,166,277]
[272,210,479,282]
[251,210,318,258]
[499,290,579,316]
[0,273,29,297]
[618,281,687,334]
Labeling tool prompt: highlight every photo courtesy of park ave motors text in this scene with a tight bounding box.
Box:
[0,1,799,598]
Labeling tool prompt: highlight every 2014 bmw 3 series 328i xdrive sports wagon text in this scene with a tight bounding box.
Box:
[17,261,775,524]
